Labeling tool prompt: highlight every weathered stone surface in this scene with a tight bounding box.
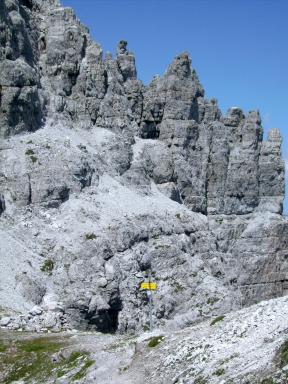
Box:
[0,0,286,336]
[258,128,285,213]
[0,0,45,137]
[0,316,11,326]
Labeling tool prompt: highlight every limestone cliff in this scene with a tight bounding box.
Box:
[0,0,287,334]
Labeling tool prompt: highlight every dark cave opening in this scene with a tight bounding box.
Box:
[140,122,160,139]
[85,295,122,334]
[0,194,5,215]
[20,0,33,9]
[88,308,119,333]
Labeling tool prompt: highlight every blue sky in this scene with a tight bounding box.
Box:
[62,0,288,213]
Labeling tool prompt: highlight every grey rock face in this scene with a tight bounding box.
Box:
[137,52,284,216]
[0,0,286,334]
[0,0,45,138]
[0,316,11,326]
[258,128,285,213]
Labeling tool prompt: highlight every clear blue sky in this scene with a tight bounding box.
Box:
[62,0,288,213]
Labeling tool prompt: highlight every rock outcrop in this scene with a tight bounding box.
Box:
[0,0,287,334]
[2,296,288,383]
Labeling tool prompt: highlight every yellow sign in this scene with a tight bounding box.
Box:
[140,282,157,290]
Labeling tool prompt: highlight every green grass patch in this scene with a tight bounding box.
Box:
[0,341,7,353]
[25,149,38,163]
[213,367,225,376]
[18,337,60,353]
[172,281,184,293]
[207,297,220,305]
[278,340,288,367]
[57,351,95,380]
[72,358,95,381]
[30,155,38,163]
[0,336,66,383]
[25,148,38,163]
[85,233,97,240]
[261,378,275,384]
[0,335,95,384]
[40,259,54,274]
[210,315,225,326]
[25,149,35,156]
[194,376,208,384]
[147,335,165,348]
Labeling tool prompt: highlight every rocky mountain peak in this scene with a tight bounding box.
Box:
[166,51,192,78]
[268,127,282,142]
[116,40,137,81]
